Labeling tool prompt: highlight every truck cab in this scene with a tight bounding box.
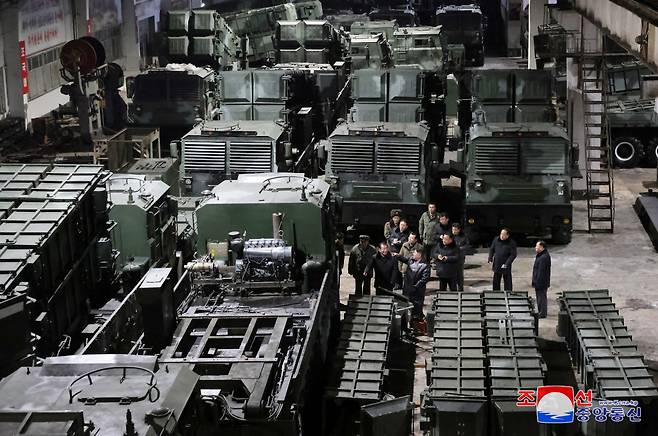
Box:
[435,4,485,66]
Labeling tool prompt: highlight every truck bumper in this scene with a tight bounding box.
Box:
[464,203,573,244]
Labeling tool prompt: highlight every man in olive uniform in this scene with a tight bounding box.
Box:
[399,232,423,274]
[348,235,377,296]
[418,203,438,261]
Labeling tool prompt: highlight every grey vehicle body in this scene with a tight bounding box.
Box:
[435,4,485,66]
[128,66,218,128]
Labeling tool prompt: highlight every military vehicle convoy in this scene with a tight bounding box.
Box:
[463,69,574,244]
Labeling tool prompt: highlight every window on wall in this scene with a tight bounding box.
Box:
[26,45,65,100]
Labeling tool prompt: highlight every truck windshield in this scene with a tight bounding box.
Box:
[133,74,203,102]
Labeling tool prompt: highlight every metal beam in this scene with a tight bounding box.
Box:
[575,0,658,73]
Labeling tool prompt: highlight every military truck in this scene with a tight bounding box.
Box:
[349,33,394,70]
[320,121,436,228]
[463,70,574,244]
[605,61,658,167]
[435,3,485,66]
[391,26,446,71]
[127,64,218,155]
[275,19,344,65]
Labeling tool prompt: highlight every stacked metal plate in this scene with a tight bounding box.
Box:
[422,292,487,436]
[483,291,544,436]
[326,295,394,403]
[0,164,111,372]
[275,20,340,64]
[559,290,658,398]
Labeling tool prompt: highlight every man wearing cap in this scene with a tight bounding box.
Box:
[451,223,471,291]
[348,234,377,296]
[384,209,402,240]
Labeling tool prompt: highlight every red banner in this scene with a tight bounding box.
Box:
[18,41,29,95]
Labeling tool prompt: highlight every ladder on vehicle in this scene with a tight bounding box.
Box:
[580,38,615,233]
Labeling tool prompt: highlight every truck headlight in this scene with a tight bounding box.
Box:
[468,217,475,225]
[474,180,484,191]
[556,181,566,196]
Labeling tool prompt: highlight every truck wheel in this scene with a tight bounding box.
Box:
[551,226,572,245]
[646,139,658,166]
[612,137,642,168]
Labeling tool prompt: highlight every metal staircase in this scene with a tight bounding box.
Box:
[580,41,615,233]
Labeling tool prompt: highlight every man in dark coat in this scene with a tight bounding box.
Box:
[430,212,452,246]
[394,248,431,320]
[367,242,398,293]
[451,223,470,291]
[388,219,410,253]
[348,235,377,296]
[532,240,551,318]
[488,228,517,291]
[432,233,460,291]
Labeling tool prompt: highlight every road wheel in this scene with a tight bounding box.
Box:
[612,137,642,168]
[551,226,572,245]
[645,138,658,167]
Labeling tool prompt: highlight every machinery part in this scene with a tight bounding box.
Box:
[80,36,106,67]
[646,138,658,167]
[612,136,642,168]
[60,38,98,75]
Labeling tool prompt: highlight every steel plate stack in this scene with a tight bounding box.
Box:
[483,291,544,436]
[558,289,658,436]
[0,164,112,374]
[421,292,487,436]
[327,295,395,403]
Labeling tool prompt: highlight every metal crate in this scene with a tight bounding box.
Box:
[327,295,394,403]
[558,290,658,436]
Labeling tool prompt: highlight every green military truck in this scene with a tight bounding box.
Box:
[127,65,219,154]
[605,61,658,168]
[320,121,435,229]
[463,69,574,244]
[435,3,485,66]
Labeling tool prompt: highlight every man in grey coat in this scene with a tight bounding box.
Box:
[532,240,551,318]
[395,248,431,321]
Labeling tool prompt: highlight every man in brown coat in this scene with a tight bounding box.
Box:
[399,232,423,274]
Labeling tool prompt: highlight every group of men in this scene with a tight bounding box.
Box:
[347,204,471,322]
[346,203,553,326]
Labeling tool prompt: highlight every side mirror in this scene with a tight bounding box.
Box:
[126,76,135,99]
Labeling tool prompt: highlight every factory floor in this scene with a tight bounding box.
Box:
[338,167,658,430]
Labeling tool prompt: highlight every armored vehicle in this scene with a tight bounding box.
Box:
[435,3,485,66]
[463,70,573,244]
[72,174,340,435]
[181,120,291,194]
[391,25,446,71]
[350,33,394,70]
[321,121,434,228]
[128,65,218,152]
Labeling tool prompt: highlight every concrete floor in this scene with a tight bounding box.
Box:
[338,167,658,427]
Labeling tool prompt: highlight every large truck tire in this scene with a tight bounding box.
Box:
[612,137,642,168]
[645,139,658,167]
